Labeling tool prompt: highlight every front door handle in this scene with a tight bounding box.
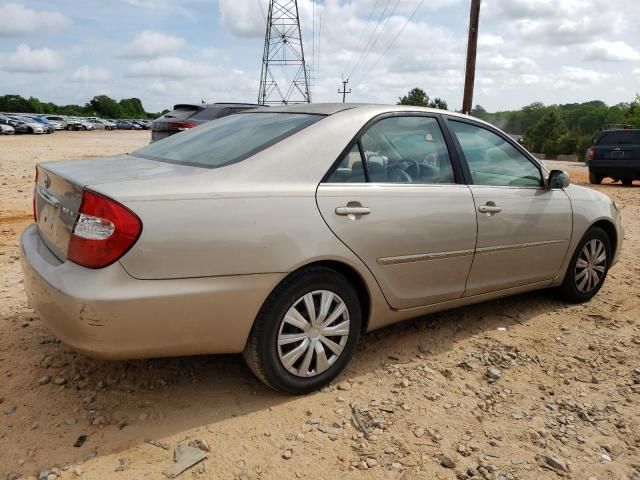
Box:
[335,206,371,216]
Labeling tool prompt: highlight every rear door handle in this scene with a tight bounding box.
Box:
[335,206,371,216]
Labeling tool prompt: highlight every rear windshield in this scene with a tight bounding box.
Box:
[132,112,322,168]
[160,106,201,121]
[191,106,227,120]
[597,130,640,145]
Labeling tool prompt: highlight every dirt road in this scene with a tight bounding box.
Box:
[1,132,639,480]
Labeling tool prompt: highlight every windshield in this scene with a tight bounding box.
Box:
[132,112,323,168]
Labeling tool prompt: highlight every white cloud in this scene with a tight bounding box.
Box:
[0,44,64,73]
[584,40,640,62]
[71,66,112,82]
[116,31,186,58]
[633,68,640,75]
[0,3,70,37]
[127,56,211,78]
[218,0,265,37]
[558,66,611,86]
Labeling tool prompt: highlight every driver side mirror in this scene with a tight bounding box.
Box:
[547,170,570,189]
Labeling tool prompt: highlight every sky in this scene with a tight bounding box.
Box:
[0,0,639,113]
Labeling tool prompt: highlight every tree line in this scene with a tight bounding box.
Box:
[0,94,165,119]
[399,88,640,158]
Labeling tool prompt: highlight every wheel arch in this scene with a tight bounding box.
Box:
[591,219,618,259]
[278,260,372,333]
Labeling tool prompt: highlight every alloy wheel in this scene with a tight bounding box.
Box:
[575,239,607,293]
[277,290,350,378]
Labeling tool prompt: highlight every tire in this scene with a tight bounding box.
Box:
[622,179,633,186]
[66,125,73,131]
[243,266,362,394]
[589,172,602,184]
[557,227,611,303]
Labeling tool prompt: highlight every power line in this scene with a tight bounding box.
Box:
[353,0,426,86]
[347,0,391,80]
[352,0,401,78]
[257,0,266,22]
[316,0,323,77]
[346,0,382,75]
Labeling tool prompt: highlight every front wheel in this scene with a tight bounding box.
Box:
[244,267,362,394]
[557,227,611,303]
[589,172,602,184]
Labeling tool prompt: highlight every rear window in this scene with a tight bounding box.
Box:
[132,112,322,168]
[597,131,640,145]
[191,106,227,120]
[160,106,201,121]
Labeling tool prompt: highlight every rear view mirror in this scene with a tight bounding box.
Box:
[547,170,570,189]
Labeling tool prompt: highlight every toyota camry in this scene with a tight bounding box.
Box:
[21,104,624,394]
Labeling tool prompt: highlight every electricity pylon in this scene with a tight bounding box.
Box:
[258,0,311,105]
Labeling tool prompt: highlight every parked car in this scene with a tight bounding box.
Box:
[22,104,624,394]
[587,128,640,185]
[8,115,44,134]
[116,120,142,130]
[24,115,55,134]
[0,115,29,134]
[42,115,74,130]
[69,117,95,131]
[0,121,15,134]
[151,102,259,142]
[131,120,150,130]
[88,118,117,130]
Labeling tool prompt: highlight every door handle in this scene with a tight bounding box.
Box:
[335,206,371,216]
[478,203,501,214]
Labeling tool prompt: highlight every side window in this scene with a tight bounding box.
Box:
[360,116,454,184]
[450,120,541,187]
[327,144,366,183]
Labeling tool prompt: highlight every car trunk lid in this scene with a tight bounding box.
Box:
[35,154,203,261]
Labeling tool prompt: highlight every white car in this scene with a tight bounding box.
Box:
[88,118,117,130]
[0,122,15,134]
[10,116,44,134]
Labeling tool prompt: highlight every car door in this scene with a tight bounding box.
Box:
[445,118,572,297]
[316,114,478,310]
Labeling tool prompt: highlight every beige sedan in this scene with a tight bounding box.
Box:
[21,104,623,394]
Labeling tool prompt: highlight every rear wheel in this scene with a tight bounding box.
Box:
[589,172,602,184]
[557,227,611,303]
[244,267,362,394]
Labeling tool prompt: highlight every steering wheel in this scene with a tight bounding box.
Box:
[388,166,413,182]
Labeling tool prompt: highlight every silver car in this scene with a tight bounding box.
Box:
[21,104,623,394]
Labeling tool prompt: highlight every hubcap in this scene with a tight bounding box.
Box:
[277,290,350,378]
[575,239,607,293]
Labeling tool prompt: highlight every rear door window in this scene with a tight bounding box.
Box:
[597,131,640,145]
[133,112,322,168]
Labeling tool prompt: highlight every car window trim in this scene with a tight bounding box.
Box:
[443,115,547,188]
[321,112,466,185]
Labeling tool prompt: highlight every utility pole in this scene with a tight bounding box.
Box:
[258,0,311,105]
[462,0,481,115]
[338,78,351,103]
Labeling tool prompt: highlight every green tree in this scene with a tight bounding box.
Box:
[398,88,448,110]
[524,109,568,154]
[89,95,121,118]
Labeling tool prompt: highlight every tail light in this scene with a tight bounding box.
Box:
[167,121,196,131]
[67,190,142,269]
[33,166,39,222]
[587,146,595,161]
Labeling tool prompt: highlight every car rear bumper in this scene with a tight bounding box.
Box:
[20,224,281,359]
[588,159,640,178]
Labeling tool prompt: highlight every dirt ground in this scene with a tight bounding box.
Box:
[1,131,639,480]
